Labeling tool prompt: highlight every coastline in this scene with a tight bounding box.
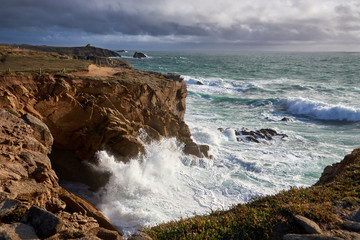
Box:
[0,45,359,239]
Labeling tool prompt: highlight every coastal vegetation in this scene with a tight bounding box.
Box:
[0,45,90,73]
[146,149,360,239]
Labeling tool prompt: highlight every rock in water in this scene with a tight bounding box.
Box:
[220,127,288,143]
[133,52,147,58]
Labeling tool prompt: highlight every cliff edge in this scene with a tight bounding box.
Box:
[0,45,209,239]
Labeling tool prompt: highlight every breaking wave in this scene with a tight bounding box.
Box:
[286,98,360,122]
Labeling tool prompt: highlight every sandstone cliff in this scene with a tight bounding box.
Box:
[0,46,209,238]
[0,109,123,239]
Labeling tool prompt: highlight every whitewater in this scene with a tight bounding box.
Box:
[66,52,360,235]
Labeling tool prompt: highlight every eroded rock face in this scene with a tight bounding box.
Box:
[0,110,120,239]
[0,72,208,160]
[0,109,59,206]
[316,148,360,186]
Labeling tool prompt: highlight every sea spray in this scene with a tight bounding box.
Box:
[90,134,281,235]
[85,52,360,235]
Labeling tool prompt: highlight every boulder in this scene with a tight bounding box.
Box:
[87,227,124,240]
[221,127,288,143]
[22,206,62,238]
[281,117,292,122]
[293,214,322,234]
[59,188,118,232]
[0,223,39,240]
[133,52,147,58]
[196,81,204,85]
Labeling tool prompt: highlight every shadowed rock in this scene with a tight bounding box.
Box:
[220,127,288,143]
[133,52,147,58]
[0,223,39,240]
[293,214,322,234]
[22,206,62,238]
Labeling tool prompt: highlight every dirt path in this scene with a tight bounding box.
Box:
[73,64,123,77]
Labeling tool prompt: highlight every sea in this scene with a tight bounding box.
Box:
[67,51,360,235]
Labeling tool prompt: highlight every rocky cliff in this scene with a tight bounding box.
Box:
[0,66,209,188]
[0,46,209,239]
[0,109,123,239]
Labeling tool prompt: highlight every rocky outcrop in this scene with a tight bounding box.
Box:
[0,109,122,239]
[133,52,147,58]
[316,148,360,186]
[219,127,288,143]
[0,65,209,189]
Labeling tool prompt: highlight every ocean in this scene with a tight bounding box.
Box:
[69,51,360,235]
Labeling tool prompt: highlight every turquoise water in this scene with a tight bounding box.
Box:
[92,51,360,234]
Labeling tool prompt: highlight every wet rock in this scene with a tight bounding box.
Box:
[219,127,288,143]
[281,117,292,122]
[245,136,260,143]
[23,206,62,238]
[196,81,204,85]
[0,223,39,240]
[293,214,322,234]
[133,52,147,58]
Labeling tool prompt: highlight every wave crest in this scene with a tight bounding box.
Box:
[286,98,360,122]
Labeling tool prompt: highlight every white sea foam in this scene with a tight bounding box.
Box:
[91,135,295,235]
[183,75,252,96]
[286,98,360,122]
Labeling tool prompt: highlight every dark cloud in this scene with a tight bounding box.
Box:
[0,0,359,50]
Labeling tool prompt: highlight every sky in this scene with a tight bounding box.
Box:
[1,0,360,51]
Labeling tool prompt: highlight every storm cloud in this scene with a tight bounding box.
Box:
[1,0,360,50]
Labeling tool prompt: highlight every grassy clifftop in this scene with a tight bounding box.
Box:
[146,149,360,239]
[13,44,121,57]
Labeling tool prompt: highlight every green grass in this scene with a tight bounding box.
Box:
[146,152,360,240]
[0,55,89,73]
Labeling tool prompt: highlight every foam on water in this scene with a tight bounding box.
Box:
[67,52,360,237]
[286,98,360,122]
[89,130,316,235]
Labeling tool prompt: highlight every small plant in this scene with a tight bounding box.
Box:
[6,108,20,117]
[64,231,85,239]
[1,206,27,223]
[0,54,8,63]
